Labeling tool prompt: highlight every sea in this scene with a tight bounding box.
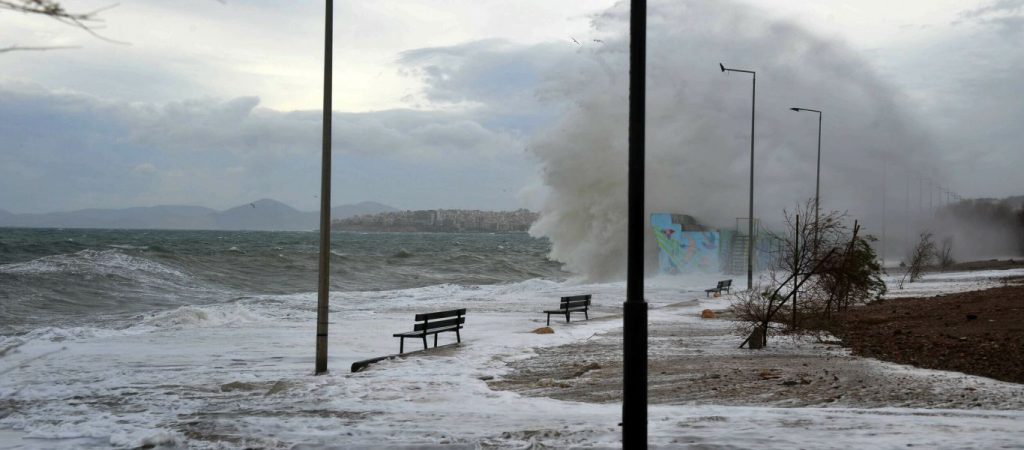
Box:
[4,228,1024,448]
[0,228,566,337]
[2,227,627,448]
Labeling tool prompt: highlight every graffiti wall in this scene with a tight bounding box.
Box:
[651,213,721,273]
[652,212,780,274]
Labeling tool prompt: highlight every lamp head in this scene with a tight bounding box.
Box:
[790,107,801,112]
[719,63,726,72]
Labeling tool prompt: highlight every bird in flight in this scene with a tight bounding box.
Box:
[570,37,581,46]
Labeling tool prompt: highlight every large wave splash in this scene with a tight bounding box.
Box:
[528,0,939,281]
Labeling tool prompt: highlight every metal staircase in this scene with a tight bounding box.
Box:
[728,235,749,275]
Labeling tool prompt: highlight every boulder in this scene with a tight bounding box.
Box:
[701,309,716,319]
[532,327,555,334]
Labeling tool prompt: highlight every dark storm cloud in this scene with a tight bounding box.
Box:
[956,0,1024,34]
[0,83,529,213]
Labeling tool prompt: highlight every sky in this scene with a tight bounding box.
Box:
[0,0,1022,215]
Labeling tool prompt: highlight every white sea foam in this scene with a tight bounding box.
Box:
[0,249,189,280]
[136,304,268,329]
[884,268,1024,298]
[2,269,1021,448]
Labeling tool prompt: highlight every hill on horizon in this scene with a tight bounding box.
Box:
[0,200,398,231]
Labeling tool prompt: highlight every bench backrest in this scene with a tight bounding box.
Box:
[718,280,732,288]
[413,308,466,332]
[560,294,591,309]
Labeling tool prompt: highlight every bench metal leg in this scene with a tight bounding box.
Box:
[546,314,551,326]
[584,309,589,321]
[422,335,428,350]
[455,329,461,343]
[434,333,438,348]
[399,337,405,354]
[565,312,570,323]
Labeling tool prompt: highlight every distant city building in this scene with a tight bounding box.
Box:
[331,209,538,232]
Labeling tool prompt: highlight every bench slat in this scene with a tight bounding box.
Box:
[544,304,588,311]
[544,309,587,315]
[561,294,591,302]
[413,316,465,331]
[415,308,466,321]
[394,324,461,337]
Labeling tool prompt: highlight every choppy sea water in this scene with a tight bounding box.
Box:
[0,228,566,336]
[4,229,1024,448]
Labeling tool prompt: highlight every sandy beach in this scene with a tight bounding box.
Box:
[491,298,1024,411]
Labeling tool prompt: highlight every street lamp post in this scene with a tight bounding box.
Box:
[720,62,756,291]
[314,0,333,375]
[789,107,822,256]
[928,178,934,217]
[623,1,648,447]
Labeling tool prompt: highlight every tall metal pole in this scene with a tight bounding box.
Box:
[623,0,648,446]
[720,63,756,290]
[748,73,756,291]
[793,213,799,329]
[905,174,910,249]
[921,175,929,217]
[814,111,821,255]
[928,178,934,216]
[881,158,887,265]
[314,0,333,375]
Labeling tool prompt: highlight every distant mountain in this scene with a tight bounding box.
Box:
[0,200,398,231]
[215,199,314,231]
[0,205,218,230]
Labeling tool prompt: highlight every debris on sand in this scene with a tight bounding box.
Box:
[572,362,601,378]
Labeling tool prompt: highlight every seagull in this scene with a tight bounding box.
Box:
[593,39,604,43]
[570,37,581,46]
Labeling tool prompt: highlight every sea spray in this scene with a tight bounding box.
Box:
[528,0,941,281]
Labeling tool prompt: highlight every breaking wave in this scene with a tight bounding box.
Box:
[528,0,939,281]
[0,228,566,335]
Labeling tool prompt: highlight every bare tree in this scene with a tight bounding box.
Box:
[733,200,886,348]
[0,0,122,53]
[938,237,955,271]
[900,232,936,287]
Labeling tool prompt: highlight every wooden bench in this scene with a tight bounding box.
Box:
[543,294,591,326]
[705,279,733,297]
[392,308,465,354]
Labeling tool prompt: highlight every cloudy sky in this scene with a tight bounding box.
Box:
[0,0,1022,215]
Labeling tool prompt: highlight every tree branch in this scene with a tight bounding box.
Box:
[0,44,79,53]
[0,0,128,46]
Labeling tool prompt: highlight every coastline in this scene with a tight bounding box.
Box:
[3,267,1024,448]
[832,279,1024,384]
[490,269,1024,410]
